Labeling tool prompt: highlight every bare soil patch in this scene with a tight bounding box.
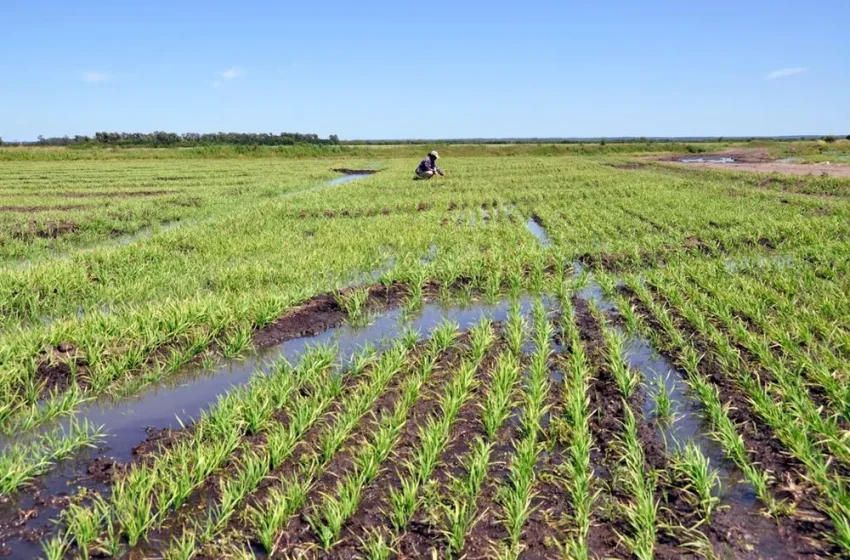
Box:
[330,168,378,175]
[606,162,646,170]
[58,190,175,198]
[653,148,850,178]
[10,220,80,241]
[294,202,434,220]
[0,205,88,214]
[4,190,175,199]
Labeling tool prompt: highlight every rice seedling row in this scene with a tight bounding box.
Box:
[616,278,842,556]
[3,145,850,558]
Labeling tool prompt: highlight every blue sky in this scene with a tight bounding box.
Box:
[1,1,848,141]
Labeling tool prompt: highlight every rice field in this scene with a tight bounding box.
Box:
[1,143,850,559]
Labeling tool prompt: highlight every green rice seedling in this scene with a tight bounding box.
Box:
[8,382,88,434]
[469,319,495,362]
[671,441,721,522]
[335,286,370,321]
[653,373,674,424]
[99,513,123,559]
[401,326,420,350]
[41,535,67,560]
[0,417,104,494]
[310,347,434,550]
[439,437,494,556]
[505,304,526,357]
[308,495,345,549]
[441,495,478,558]
[238,339,424,552]
[165,528,197,560]
[602,325,639,398]
[384,329,494,543]
[482,353,521,439]
[220,322,253,358]
[559,304,594,560]
[614,406,658,560]
[388,469,420,531]
[349,343,377,376]
[72,346,337,549]
[498,436,539,551]
[484,268,503,302]
[358,528,395,560]
[621,285,784,514]
[199,351,217,370]
[243,393,273,435]
[430,321,460,353]
[61,495,107,560]
[247,476,310,554]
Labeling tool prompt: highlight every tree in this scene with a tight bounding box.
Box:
[823,135,837,143]
[0,136,4,146]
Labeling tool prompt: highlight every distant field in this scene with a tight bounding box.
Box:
[1,143,850,559]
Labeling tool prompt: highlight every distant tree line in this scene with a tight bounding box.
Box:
[3,133,849,148]
[342,135,849,145]
[22,132,340,147]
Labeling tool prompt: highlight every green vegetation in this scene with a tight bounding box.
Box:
[0,140,848,558]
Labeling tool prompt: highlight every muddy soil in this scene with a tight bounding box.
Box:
[576,235,716,273]
[0,206,89,214]
[4,190,175,199]
[653,148,850,178]
[575,297,673,559]
[325,338,475,559]
[393,344,505,559]
[606,162,646,170]
[620,285,836,557]
[32,283,412,401]
[330,168,378,175]
[294,202,434,220]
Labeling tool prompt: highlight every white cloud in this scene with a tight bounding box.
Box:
[82,71,108,83]
[766,67,807,80]
[217,67,242,80]
[212,80,222,89]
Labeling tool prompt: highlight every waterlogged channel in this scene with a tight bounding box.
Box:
[0,293,542,556]
[525,218,756,507]
[3,209,781,556]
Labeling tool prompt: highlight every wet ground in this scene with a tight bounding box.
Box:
[653,148,850,178]
[0,291,542,557]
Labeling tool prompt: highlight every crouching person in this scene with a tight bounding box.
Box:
[415,151,445,179]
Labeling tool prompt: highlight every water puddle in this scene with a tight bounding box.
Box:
[421,244,438,265]
[724,254,793,273]
[525,216,551,247]
[0,294,541,547]
[680,157,736,164]
[573,267,750,502]
[623,336,742,485]
[324,174,371,187]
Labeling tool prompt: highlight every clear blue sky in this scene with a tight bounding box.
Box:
[1,1,848,141]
